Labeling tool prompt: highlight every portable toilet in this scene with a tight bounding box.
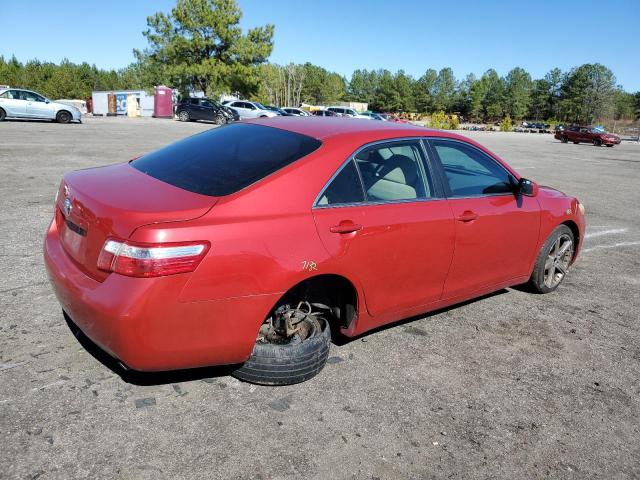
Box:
[126,94,140,117]
[153,86,173,118]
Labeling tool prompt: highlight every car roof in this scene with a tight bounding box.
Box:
[248,116,466,141]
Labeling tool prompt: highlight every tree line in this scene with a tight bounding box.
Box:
[1,0,638,125]
[343,64,639,123]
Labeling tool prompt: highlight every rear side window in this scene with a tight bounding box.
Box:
[355,141,432,201]
[132,124,321,196]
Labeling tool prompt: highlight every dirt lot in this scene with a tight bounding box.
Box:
[1,117,639,480]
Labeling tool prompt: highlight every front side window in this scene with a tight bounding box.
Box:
[431,139,516,197]
[21,91,44,102]
[355,141,432,202]
[317,160,364,206]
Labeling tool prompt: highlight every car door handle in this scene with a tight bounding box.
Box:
[330,222,363,234]
[456,211,478,222]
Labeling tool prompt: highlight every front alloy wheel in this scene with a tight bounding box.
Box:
[56,111,71,124]
[528,225,575,293]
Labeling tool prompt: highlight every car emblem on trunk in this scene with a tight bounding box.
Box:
[63,198,72,216]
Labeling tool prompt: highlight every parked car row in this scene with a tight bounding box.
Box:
[174,98,412,124]
[0,87,415,128]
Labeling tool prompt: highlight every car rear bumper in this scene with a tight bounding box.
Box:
[44,218,278,371]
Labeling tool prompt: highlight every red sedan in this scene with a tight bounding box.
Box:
[44,118,585,385]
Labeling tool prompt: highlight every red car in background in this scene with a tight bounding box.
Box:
[45,118,585,385]
[555,125,621,147]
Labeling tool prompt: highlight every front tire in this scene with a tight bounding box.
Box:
[560,135,568,143]
[177,110,190,122]
[0,108,5,121]
[232,315,331,386]
[593,138,602,147]
[56,111,71,124]
[528,225,575,294]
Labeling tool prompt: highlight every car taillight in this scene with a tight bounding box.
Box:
[97,239,210,278]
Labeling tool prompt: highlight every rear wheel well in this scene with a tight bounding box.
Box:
[271,275,358,334]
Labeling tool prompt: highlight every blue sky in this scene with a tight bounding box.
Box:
[1,0,638,90]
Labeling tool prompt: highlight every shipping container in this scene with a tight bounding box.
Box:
[91,89,156,117]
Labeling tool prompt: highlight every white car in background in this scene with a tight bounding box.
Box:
[222,100,278,119]
[282,107,310,116]
[325,106,371,119]
[0,88,82,123]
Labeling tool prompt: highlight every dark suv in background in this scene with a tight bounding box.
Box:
[175,98,239,124]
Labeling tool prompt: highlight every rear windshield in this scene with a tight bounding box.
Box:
[132,123,321,196]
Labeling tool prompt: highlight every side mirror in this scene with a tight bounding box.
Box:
[44,99,50,104]
[518,178,539,197]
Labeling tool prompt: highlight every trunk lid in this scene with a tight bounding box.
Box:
[56,162,217,281]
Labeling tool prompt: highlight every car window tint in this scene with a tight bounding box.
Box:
[318,160,364,206]
[132,123,322,197]
[21,91,42,102]
[432,140,516,197]
[354,141,432,201]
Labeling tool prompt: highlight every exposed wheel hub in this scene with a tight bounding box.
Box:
[258,301,327,345]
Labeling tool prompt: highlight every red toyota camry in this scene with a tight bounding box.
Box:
[44,118,585,385]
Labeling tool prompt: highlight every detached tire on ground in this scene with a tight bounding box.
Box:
[232,316,331,386]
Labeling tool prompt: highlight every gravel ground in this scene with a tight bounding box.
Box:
[1,117,639,480]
